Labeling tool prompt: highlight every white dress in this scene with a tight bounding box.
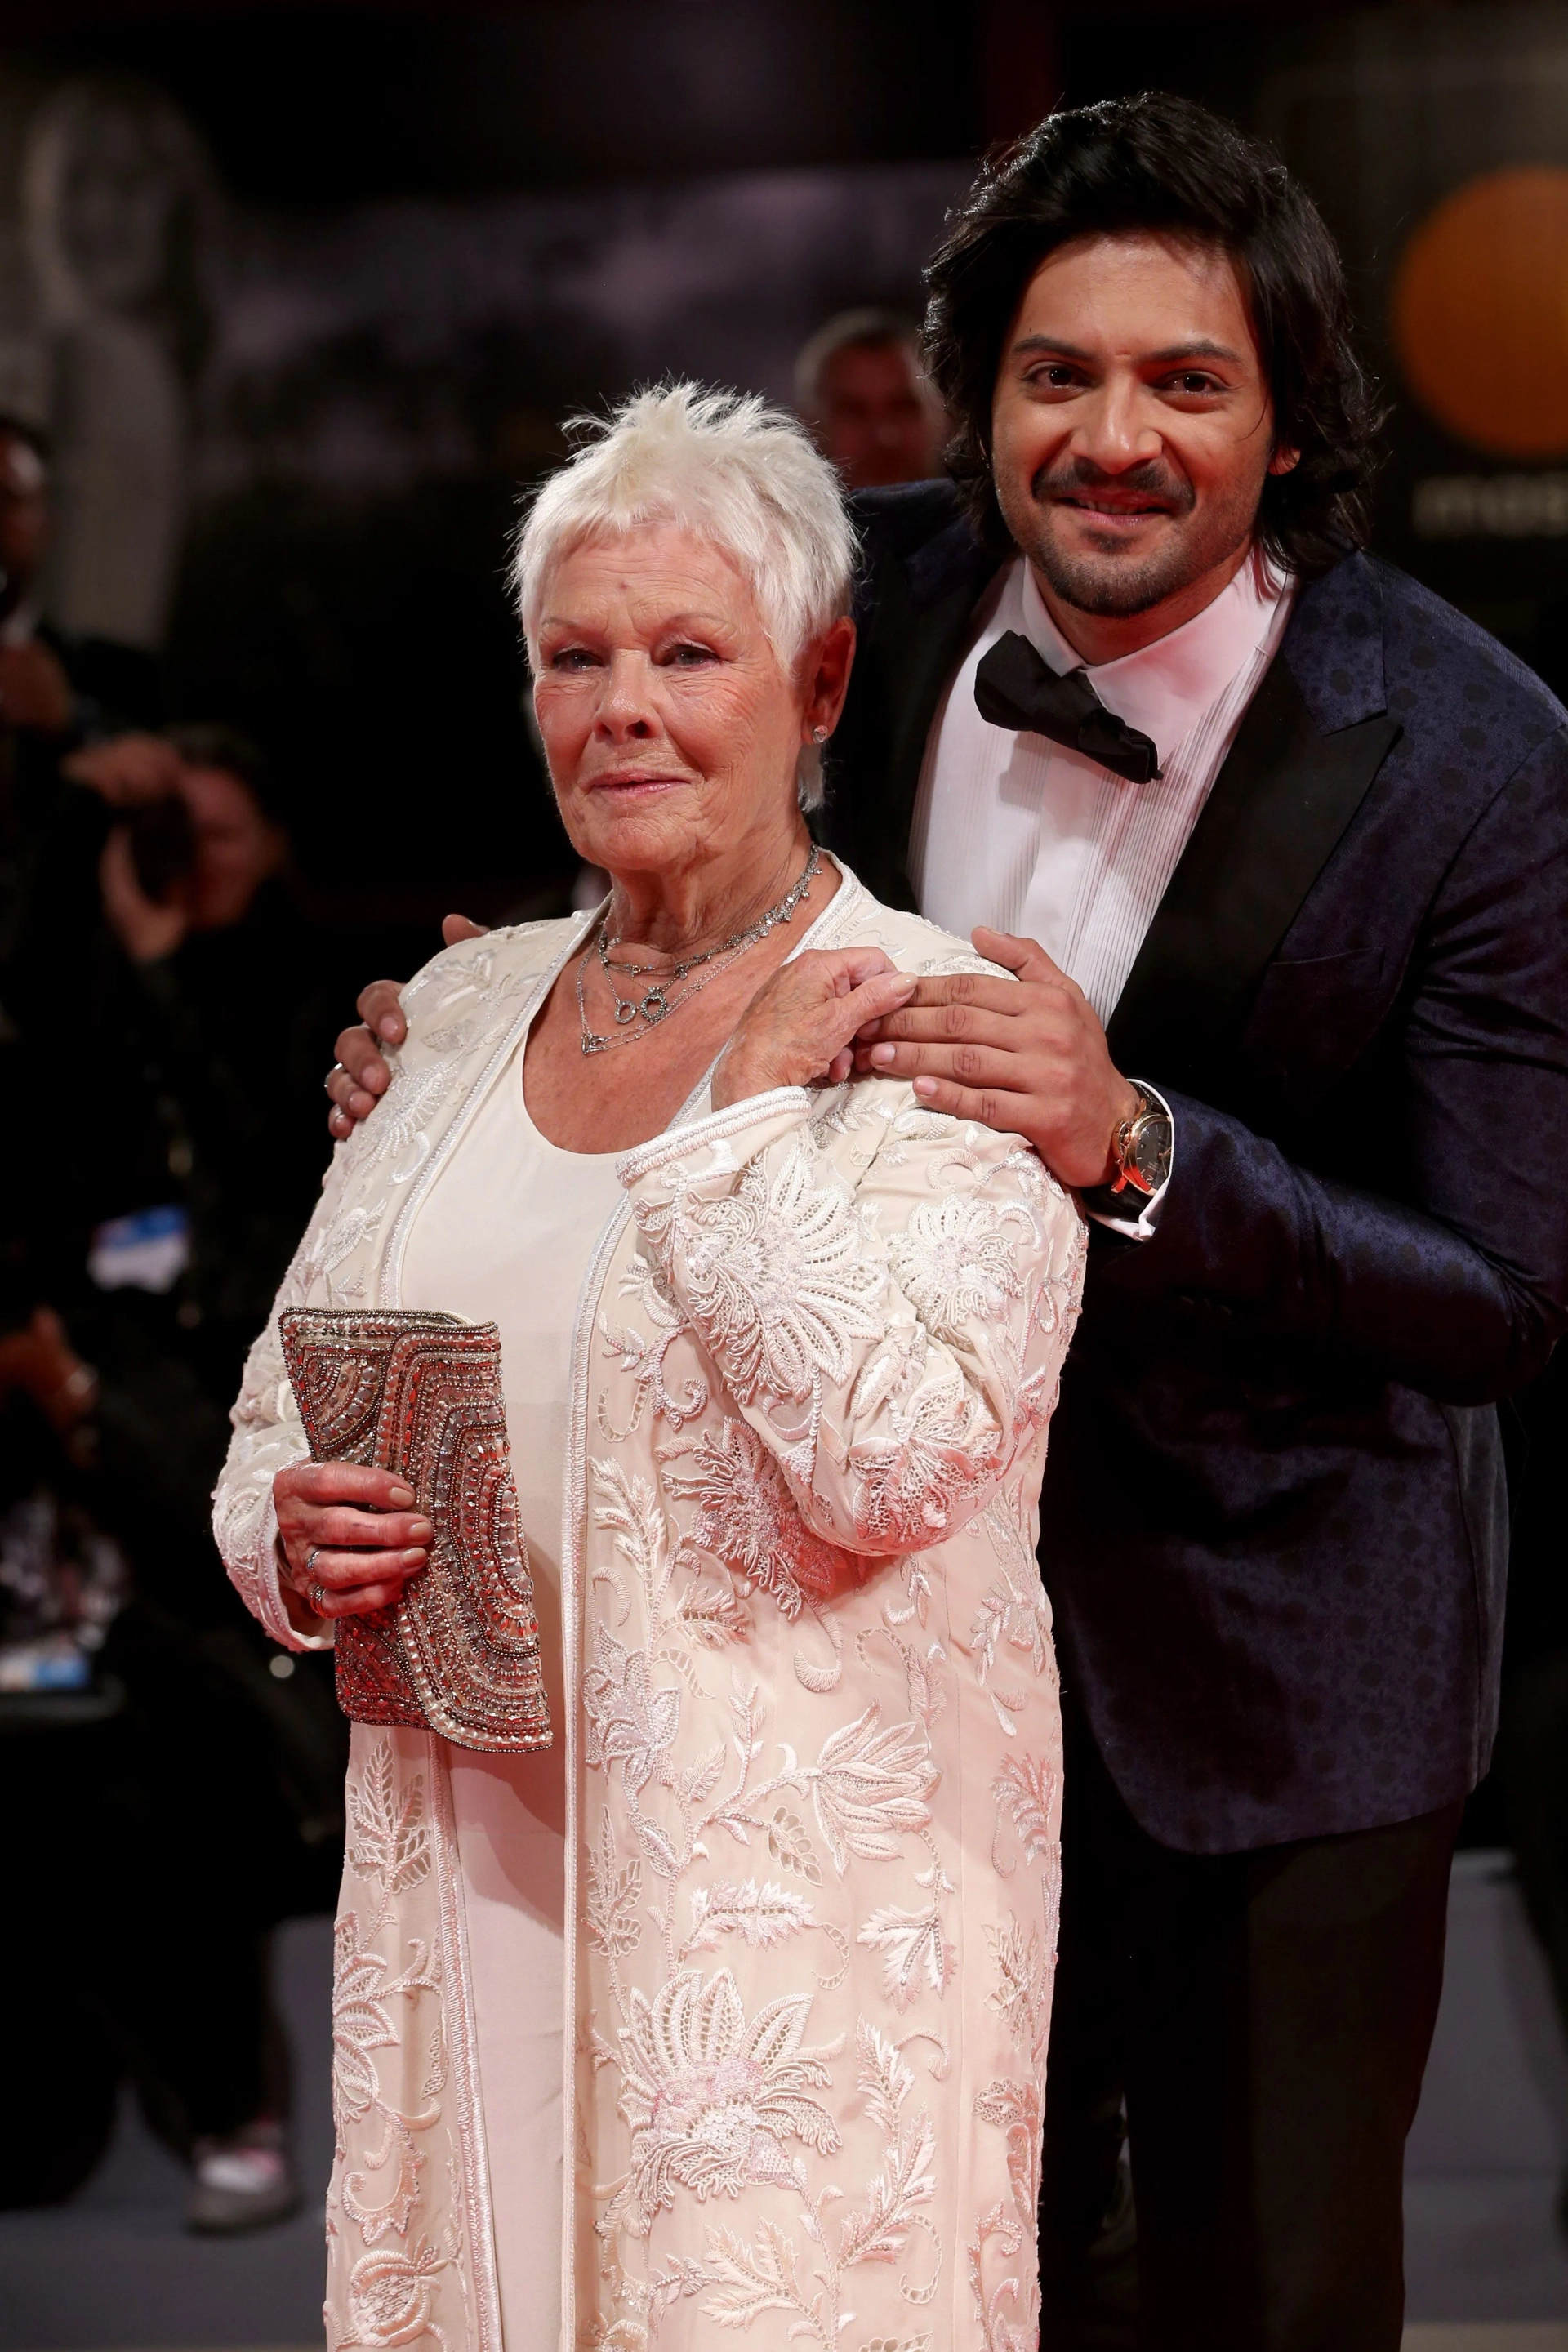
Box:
[399,1044,626,2352]
[215,877,1083,2352]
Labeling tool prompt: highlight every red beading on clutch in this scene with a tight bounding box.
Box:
[278,1307,552,1754]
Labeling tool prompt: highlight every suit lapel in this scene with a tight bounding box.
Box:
[1106,652,1401,1089]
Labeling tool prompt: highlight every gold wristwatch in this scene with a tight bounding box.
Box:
[1108,1082,1173,1197]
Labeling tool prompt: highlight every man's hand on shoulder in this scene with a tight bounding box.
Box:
[324,912,488,1139]
[853,925,1139,1188]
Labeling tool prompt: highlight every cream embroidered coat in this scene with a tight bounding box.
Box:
[214,865,1086,2352]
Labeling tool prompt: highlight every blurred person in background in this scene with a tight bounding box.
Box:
[0,410,163,987]
[0,411,163,760]
[794,306,946,491]
[2,721,346,2233]
[89,723,340,1389]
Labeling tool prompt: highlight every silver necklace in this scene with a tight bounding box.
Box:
[578,844,821,1055]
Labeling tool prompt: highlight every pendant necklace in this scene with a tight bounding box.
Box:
[577,845,821,1055]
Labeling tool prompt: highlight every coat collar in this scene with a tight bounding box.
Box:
[903,509,998,617]
[1280,548,1388,733]
[1106,552,1401,1088]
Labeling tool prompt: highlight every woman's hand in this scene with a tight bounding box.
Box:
[274,1460,433,1629]
[710,947,917,1109]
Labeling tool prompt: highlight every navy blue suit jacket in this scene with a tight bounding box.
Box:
[826,482,1568,1852]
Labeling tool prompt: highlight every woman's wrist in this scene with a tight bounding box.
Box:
[710,1047,790,1111]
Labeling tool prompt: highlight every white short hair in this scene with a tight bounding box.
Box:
[511,382,857,808]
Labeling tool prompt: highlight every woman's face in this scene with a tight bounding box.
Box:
[532,522,832,884]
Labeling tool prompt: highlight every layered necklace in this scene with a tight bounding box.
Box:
[577,844,822,1056]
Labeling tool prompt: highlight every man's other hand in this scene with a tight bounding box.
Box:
[853,925,1140,1188]
[63,731,183,806]
[325,911,488,1138]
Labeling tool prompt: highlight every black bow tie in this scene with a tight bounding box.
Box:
[974,630,1163,784]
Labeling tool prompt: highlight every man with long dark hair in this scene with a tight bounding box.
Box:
[826,91,1568,2346]
[326,92,1568,2350]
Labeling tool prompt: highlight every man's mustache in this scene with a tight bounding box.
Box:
[1030,458,1195,515]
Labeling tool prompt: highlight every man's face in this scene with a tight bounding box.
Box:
[990,233,1295,620]
[814,340,945,492]
[0,436,51,596]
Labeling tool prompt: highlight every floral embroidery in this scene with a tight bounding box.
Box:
[340,1060,456,1183]
[857,1902,952,2011]
[587,1810,645,1959]
[987,1918,1054,2060]
[657,2019,938,2349]
[634,1142,884,1405]
[790,1700,938,1875]
[599,1250,710,1438]
[969,2077,1045,2352]
[887,1192,1025,1342]
[324,1737,452,2345]
[764,1806,825,1885]
[212,906,1088,2352]
[992,1752,1060,1874]
[613,1967,840,2225]
[849,1366,1005,1549]
[683,1879,816,1954]
[663,1418,852,1618]
[582,1623,681,1797]
[345,2240,449,2346]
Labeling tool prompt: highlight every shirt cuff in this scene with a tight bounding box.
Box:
[1081,1080,1174,1242]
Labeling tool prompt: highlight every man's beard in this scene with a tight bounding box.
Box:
[1000,456,1254,619]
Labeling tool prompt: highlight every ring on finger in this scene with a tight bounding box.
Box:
[325,1063,345,1094]
[310,1579,329,1613]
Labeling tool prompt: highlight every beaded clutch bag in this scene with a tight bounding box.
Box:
[278,1307,552,1754]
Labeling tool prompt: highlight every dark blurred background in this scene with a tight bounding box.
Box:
[4,2,1568,2343]
[0,0,1561,918]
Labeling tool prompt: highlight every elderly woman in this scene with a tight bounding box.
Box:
[214,385,1085,2352]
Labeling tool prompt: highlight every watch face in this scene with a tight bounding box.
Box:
[1128,1113,1172,1192]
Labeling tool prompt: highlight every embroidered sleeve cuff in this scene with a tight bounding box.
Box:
[258,1493,335,1653]
[1081,1080,1175,1241]
[616,1085,815,1190]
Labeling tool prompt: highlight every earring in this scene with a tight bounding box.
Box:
[812,725,828,742]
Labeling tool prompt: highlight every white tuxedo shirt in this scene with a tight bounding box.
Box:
[907,542,1294,1232]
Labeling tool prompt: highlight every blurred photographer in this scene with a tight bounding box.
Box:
[0,412,163,988]
[2,724,346,2233]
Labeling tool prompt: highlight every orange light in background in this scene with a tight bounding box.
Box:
[1392,165,1568,461]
